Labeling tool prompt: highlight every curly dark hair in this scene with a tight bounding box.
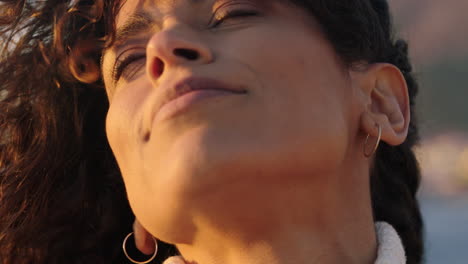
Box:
[0,0,423,263]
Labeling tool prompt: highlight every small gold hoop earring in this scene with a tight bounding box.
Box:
[364,124,382,158]
[122,232,158,264]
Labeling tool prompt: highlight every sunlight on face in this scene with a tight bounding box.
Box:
[102,0,357,242]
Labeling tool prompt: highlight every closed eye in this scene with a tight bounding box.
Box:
[211,9,259,28]
[112,53,146,82]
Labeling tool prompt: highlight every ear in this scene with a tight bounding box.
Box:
[356,63,410,146]
[133,219,156,255]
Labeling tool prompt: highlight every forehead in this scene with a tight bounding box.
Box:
[116,0,203,28]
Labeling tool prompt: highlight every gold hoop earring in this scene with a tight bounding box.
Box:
[364,124,382,158]
[123,232,158,264]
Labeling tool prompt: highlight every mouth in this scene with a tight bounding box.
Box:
[147,76,247,130]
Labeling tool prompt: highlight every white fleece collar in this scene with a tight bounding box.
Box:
[374,222,406,264]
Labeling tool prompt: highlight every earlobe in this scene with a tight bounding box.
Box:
[133,219,157,255]
[358,63,410,147]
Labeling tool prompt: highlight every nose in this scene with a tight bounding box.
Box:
[146,26,214,81]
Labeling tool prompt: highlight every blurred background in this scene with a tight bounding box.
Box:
[389,0,468,263]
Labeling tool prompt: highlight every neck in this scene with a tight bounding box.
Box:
[175,167,377,264]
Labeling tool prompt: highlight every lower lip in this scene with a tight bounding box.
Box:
[154,89,242,123]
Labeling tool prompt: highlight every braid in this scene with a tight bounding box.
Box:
[371,38,423,264]
[371,143,423,264]
[369,2,424,262]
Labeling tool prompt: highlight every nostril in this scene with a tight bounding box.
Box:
[152,58,164,78]
[173,48,199,60]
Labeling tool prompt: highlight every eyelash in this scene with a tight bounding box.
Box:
[112,53,146,81]
[211,9,259,28]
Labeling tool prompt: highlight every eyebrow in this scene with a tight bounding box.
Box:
[112,0,206,49]
[113,11,156,49]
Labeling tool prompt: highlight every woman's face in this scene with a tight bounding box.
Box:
[102,0,361,240]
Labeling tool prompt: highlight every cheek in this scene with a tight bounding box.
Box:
[105,80,151,174]
[220,21,347,109]
[218,25,352,171]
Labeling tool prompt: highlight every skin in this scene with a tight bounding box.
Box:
[101,0,410,263]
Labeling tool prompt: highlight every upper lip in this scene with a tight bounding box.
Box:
[163,77,247,107]
[148,76,247,126]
